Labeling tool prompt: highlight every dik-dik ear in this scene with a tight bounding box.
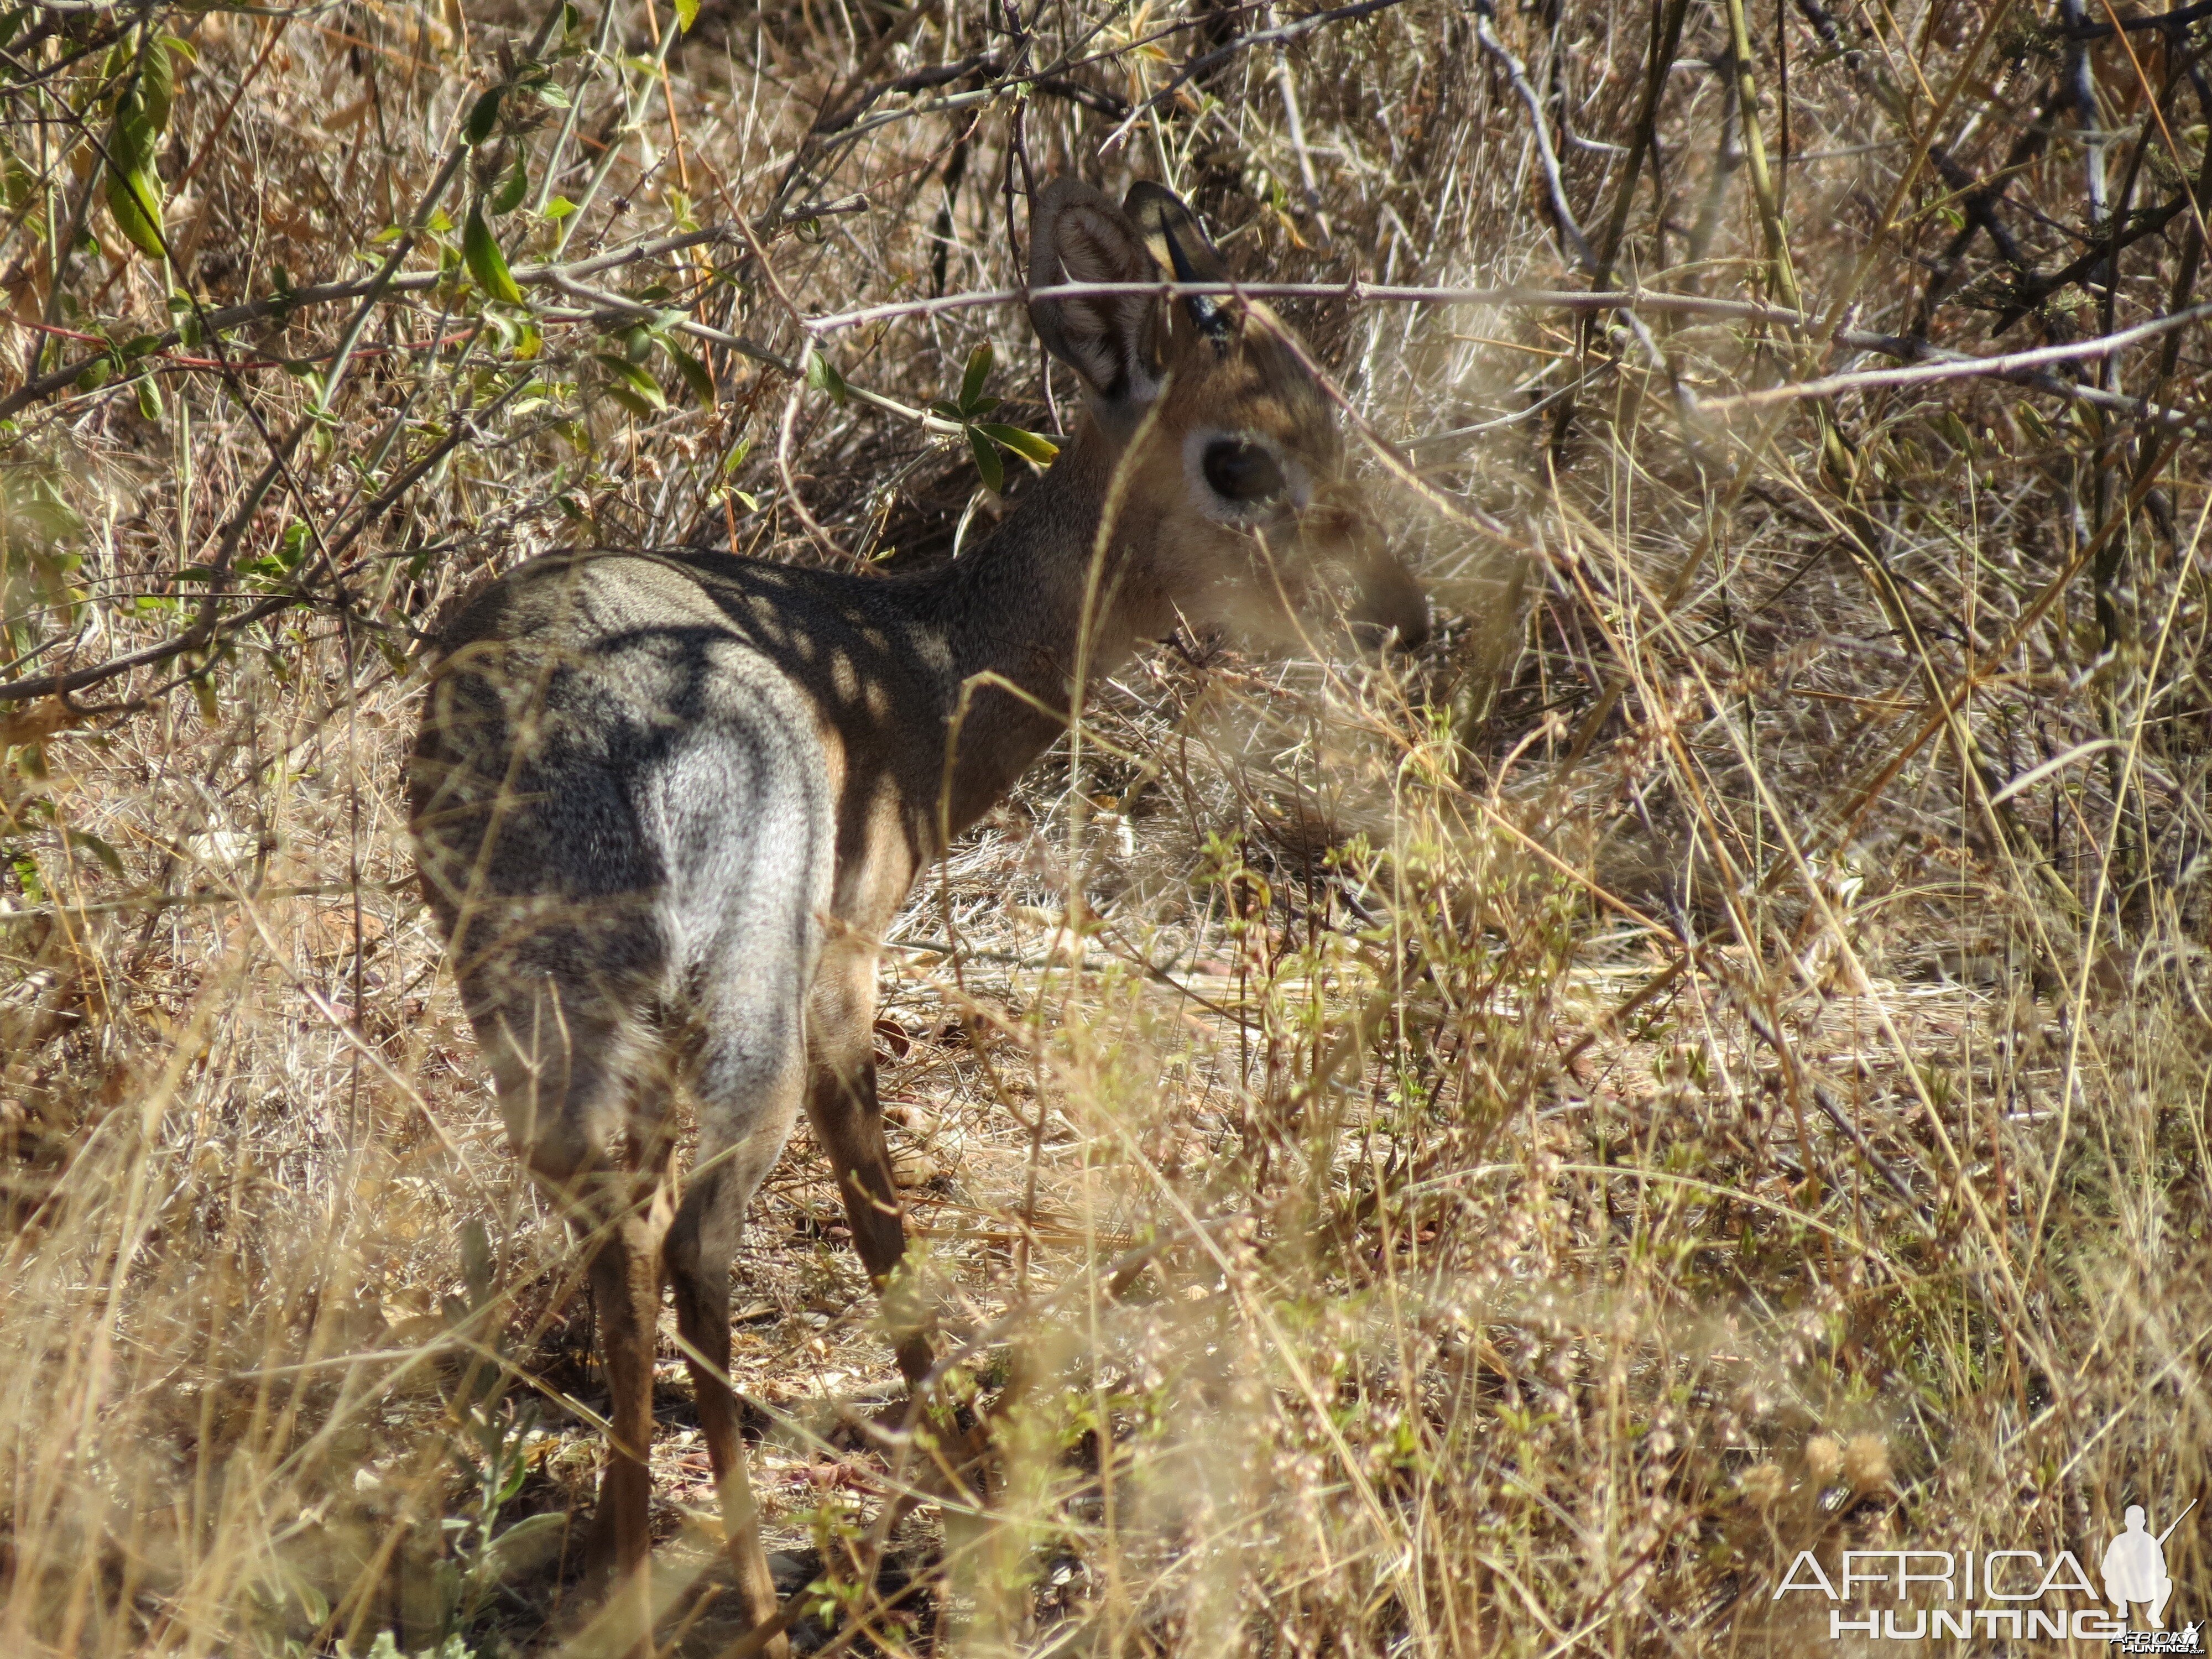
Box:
[1029,178,1166,418]
[1124,181,1232,351]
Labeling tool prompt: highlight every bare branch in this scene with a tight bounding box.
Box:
[801,281,1818,333]
[1700,300,2212,410]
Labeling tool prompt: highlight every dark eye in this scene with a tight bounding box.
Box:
[1202,439,1286,505]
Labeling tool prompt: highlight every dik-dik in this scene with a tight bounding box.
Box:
[408,177,1426,1653]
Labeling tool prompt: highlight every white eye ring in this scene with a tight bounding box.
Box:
[1184,429,1310,524]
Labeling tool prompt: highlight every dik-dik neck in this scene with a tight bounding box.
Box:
[912,418,1166,838]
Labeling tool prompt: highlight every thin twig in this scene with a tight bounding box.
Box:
[1698,300,2212,410]
[1470,0,1597,273]
[801,280,1815,333]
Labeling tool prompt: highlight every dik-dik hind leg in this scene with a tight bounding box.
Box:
[469,974,670,1657]
[580,1168,674,1618]
[662,995,810,1656]
[804,941,934,1389]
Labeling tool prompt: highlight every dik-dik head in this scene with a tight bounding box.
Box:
[1028,179,1428,651]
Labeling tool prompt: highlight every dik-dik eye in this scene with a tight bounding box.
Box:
[1201,439,1287,505]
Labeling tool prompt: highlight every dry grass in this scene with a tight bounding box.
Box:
[2,0,2209,1653]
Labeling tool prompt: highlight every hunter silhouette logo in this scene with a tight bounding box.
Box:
[2101,1503,2201,1653]
[2104,1505,2182,1629]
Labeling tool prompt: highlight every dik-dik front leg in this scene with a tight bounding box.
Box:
[805,940,935,1389]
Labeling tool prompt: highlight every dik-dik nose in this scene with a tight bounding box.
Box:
[1307,488,1428,650]
[1350,544,1430,650]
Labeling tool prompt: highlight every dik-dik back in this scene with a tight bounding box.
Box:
[413,549,955,1114]
[406,175,1426,1658]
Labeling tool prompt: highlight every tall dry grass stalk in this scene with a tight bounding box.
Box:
[0,0,2206,1652]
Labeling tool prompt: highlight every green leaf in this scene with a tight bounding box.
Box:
[541,195,578,222]
[284,1567,330,1626]
[463,85,504,145]
[672,0,700,30]
[7,850,45,904]
[967,424,1003,494]
[139,35,177,134]
[103,163,165,260]
[959,341,992,414]
[463,197,525,305]
[62,827,124,877]
[535,81,572,109]
[111,97,159,174]
[490,156,528,216]
[664,342,716,406]
[975,422,1060,465]
[75,356,112,393]
[593,352,666,410]
[804,349,848,406]
[482,1511,569,1580]
[134,372,164,424]
[598,380,660,418]
[461,1218,493,1306]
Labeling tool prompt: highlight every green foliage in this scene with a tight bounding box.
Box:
[930,342,1058,492]
[461,87,504,148]
[804,346,849,405]
[100,28,178,262]
[461,198,525,306]
[664,341,715,405]
[488,156,529,217]
[592,348,666,415]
